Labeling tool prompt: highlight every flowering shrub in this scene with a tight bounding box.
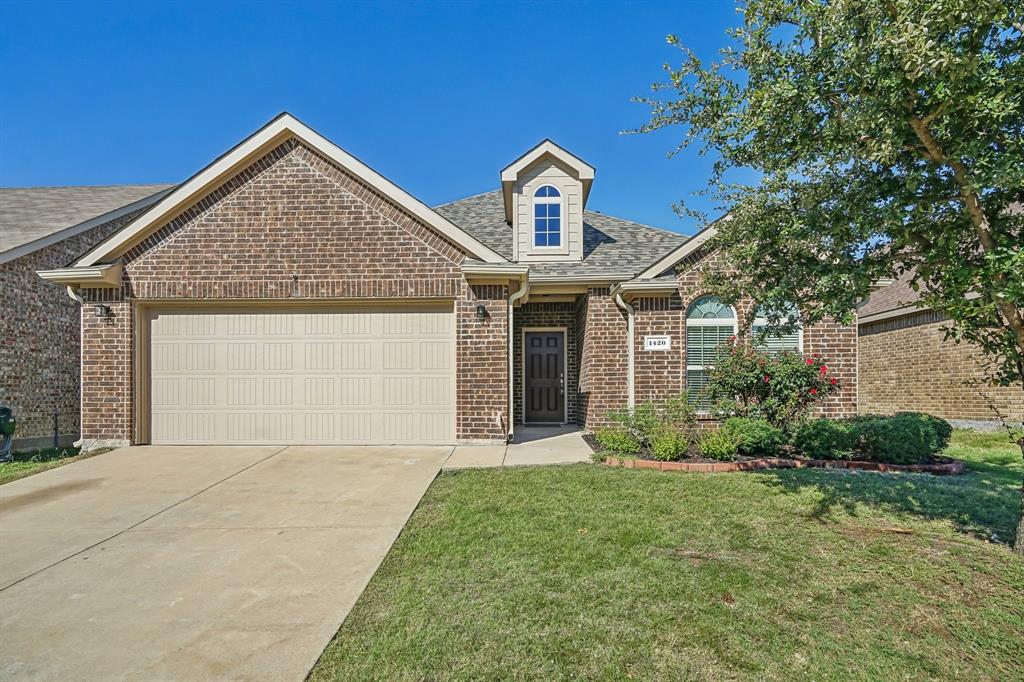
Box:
[706,345,840,430]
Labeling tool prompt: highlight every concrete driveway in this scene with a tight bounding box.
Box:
[0,444,450,681]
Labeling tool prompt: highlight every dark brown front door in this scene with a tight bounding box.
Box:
[524,331,565,423]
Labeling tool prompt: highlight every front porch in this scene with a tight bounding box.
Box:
[443,425,592,469]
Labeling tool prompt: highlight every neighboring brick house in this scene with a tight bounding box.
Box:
[36,113,857,450]
[858,271,1024,427]
[1,185,172,450]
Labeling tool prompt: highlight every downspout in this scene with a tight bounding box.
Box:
[66,286,86,449]
[507,275,530,443]
[611,285,636,410]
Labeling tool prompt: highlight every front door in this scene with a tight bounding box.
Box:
[524,331,565,423]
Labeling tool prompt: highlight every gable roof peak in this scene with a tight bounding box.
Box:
[73,112,506,268]
[499,139,596,223]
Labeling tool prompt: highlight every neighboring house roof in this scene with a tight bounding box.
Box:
[0,184,173,262]
[858,269,922,318]
[435,189,688,279]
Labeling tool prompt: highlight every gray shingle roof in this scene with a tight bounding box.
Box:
[435,189,687,278]
[0,184,173,255]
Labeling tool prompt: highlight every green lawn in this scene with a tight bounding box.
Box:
[312,430,1024,681]
[0,446,85,485]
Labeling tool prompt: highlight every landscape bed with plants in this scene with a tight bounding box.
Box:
[592,344,962,473]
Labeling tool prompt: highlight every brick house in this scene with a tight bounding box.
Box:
[36,113,857,450]
[858,271,1024,427]
[1,185,171,450]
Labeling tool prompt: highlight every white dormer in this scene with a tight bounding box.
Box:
[501,140,595,262]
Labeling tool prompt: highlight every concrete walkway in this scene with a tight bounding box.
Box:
[0,445,450,681]
[444,426,592,470]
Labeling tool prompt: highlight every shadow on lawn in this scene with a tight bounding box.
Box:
[760,459,1023,544]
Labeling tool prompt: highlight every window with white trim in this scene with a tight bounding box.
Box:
[685,295,737,408]
[533,185,562,248]
[751,303,803,353]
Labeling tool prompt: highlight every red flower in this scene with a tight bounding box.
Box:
[809,388,817,395]
[830,378,838,385]
[763,375,771,383]
[820,365,828,376]
[806,358,814,366]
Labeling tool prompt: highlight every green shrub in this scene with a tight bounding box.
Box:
[607,394,699,454]
[851,413,949,464]
[793,418,856,459]
[595,428,641,456]
[897,412,953,452]
[722,417,784,456]
[650,427,690,461]
[698,428,743,461]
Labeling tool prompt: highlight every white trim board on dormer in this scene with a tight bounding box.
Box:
[500,139,595,224]
[74,113,507,268]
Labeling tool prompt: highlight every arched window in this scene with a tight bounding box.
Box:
[685,296,737,407]
[751,303,803,353]
[533,185,562,247]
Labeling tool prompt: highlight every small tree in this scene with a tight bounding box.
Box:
[637,1,1024,552]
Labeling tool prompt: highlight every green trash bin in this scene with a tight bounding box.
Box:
[0,406,15,462]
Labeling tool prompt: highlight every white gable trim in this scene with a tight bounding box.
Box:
[636,222,721,280]
[76,113,506,267]
[500,139,595,223]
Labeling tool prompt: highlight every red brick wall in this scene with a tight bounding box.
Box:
[577,288,628,428]
[859,312,1024,423]
[1,210,141,449]
[457,285,509,440]
[634,295,684,403]
[513,301,578,424]
[79,138,509,444]
[79,293,133,446]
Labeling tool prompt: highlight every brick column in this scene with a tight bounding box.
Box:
[80,290,133,449]
[456,284,509,441]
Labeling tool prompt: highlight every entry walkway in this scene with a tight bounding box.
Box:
[444,426,592,470]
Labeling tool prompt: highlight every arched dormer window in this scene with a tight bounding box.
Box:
[533,185,562,248]
[685,296,737,407]
[752,303,803,353]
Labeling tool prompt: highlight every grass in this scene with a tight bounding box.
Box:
[0,446,86,485]
[311,429,1024,681]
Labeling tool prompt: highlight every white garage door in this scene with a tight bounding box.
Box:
[147,306,455,445]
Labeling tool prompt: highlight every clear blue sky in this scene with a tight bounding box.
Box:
[0,1,740,235]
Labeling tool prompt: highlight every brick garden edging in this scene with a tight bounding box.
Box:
[604,456,965,475]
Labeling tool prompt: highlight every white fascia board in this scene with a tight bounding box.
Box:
[0,188,173,266]
[614,279,680,299]
[636,224,719,280]
[462,263,529,280]
[76,113,506,267]
[36,263,123,287]
[528,272,634,284]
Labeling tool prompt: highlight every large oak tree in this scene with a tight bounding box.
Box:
[638,0,1024,552]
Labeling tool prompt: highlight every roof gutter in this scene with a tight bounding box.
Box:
[36,263,123,288]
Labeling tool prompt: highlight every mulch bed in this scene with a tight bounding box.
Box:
[603,455,965,475]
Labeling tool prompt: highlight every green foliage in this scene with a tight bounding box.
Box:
[792,413,954,463]
[636,0,1024,388]
[852,413,954,465]
[608,394,699,456]
[793,419,857,460]
[698,428,743,461]
[650,427,690,461]
[722,417,784,456]
[595,428,641,457]
[707,345,840,429]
